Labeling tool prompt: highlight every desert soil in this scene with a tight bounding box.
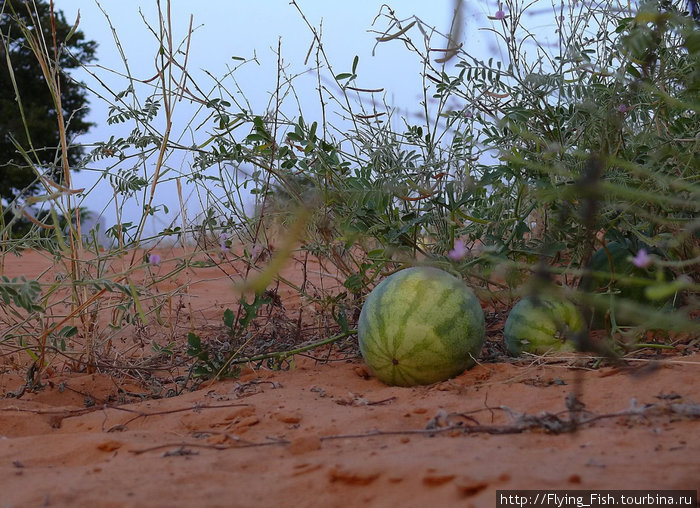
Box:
[1,249,698,508]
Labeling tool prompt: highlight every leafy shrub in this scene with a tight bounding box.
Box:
[1,0,698,388]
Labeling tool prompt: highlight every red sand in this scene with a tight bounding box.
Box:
[1,249,699,507]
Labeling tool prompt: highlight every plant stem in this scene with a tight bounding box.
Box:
[229,328,358,367]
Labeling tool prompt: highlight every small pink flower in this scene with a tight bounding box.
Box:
[220,232,230,253]
[494,9,506,20]
[250,244,262,259]
[448,239,468,261]
[148,253,161,265]
[631,249,652,268]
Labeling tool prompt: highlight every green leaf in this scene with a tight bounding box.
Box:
[343,273,364,293]
[187,332,201,353]
[58,326,78,338]
[223,308,235,329]
[237,293,272,331]
[334,307,349,333]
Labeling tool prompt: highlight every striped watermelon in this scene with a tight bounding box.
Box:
[358,266,485,387]
[584,241,673,326]
[587,242,651,303]
[504,296,586,356]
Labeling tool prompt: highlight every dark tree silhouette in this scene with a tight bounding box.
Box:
[0,0,96,203]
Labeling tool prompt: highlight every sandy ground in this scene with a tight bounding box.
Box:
[1,249,699,507]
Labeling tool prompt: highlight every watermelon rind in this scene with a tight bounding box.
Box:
[504,296,586,356]
[358,266,485,387]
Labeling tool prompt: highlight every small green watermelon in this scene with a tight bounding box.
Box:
[584,241,673,326]
[587,242,652,302]
[504,296,586,356]
[358,266,485,387]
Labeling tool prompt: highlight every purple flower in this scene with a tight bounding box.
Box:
[631,249,652,268]
[220,232,230,253]
[617,104,628,113]
[494,9,506,20]
[250,244,262,259]
[448,239,468,261]
[148,253,161,265]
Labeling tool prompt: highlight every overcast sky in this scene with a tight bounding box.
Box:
[50,0,554,242]
[57,1,485,118]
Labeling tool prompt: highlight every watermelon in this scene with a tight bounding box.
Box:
[587,242,652,302]
[504,296,586,356]
[358,266,485,387]
[584,241,673,326]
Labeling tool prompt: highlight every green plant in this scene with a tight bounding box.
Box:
[186,292,271,379]
[0,1,194,384]
[2,0,698,396]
